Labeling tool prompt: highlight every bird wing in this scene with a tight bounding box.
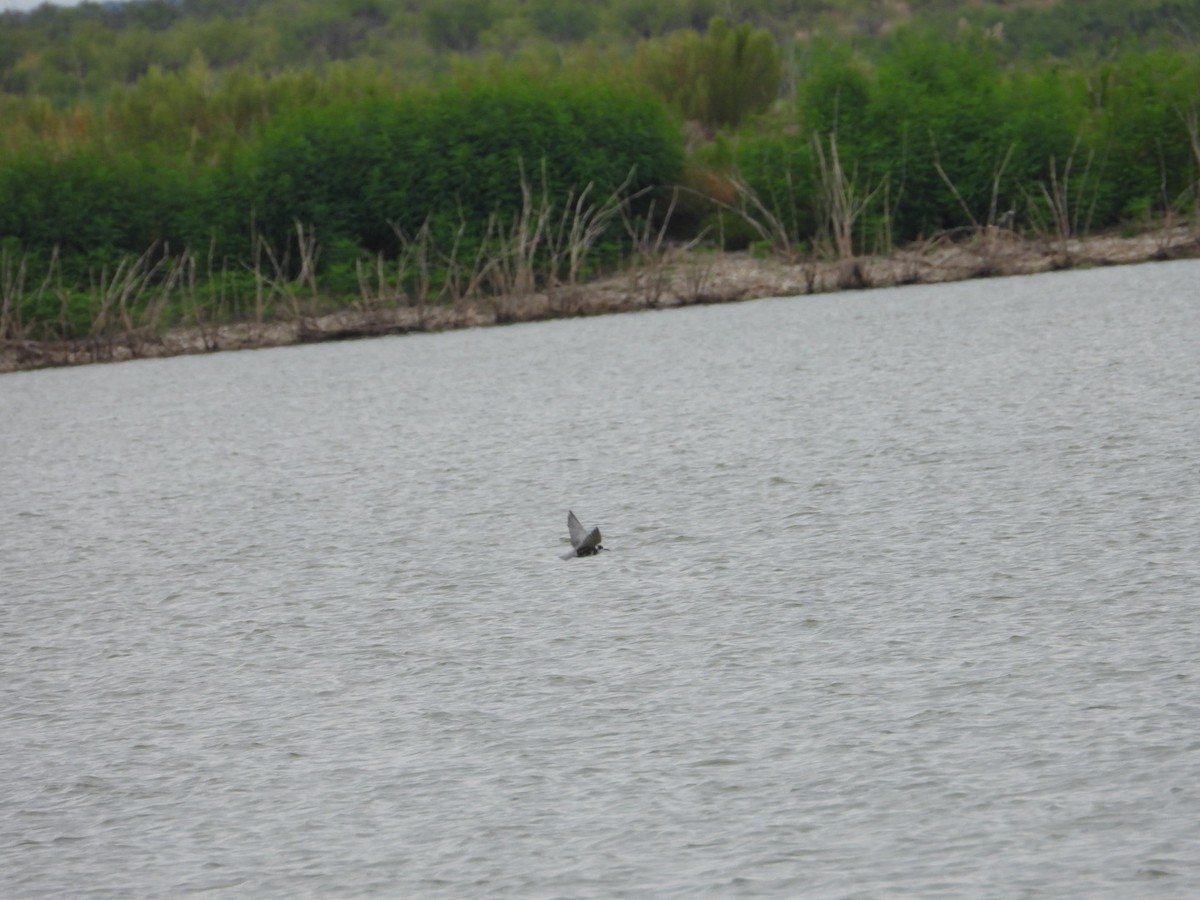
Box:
[567,510,588,548]
[580,527,602,551]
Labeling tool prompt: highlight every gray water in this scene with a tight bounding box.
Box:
[2,260,1199,898]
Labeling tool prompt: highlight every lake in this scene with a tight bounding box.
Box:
[2,259,1198,898]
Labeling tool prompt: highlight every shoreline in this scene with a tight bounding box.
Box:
[2,226,1197,374]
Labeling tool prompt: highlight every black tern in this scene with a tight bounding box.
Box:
[563,510,605,559]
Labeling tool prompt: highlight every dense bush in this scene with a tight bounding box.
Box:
[635,16,781,130]
[422,0,495,52]
[248,76,683,256]
[3,4,1200,341]
[0,146,205,271]
[728,30,1200,251]
[1086,48,1200,223]
[5,0,1200,110]
[0,68,683,325]
[960,0,1200,60]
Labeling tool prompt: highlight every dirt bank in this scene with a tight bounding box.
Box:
[3,226,1197,374]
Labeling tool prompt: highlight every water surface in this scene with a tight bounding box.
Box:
[3,260,1199,897]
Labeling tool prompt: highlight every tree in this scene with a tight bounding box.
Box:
[526,0,597,43]
[635,16,781,131]
[423,0,494,53]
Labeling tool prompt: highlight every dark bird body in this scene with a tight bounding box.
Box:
[563,510,604,559]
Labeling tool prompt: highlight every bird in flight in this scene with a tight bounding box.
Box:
[563,510,605,559]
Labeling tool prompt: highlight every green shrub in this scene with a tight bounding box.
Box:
[635,17,781,130]
[731,28,1200,250]
[423,0,495,52]
[0,145,202,269]
[248,75,684,257]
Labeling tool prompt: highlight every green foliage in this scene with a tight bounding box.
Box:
[961,0,1200,60]
[4,0,1200,112]
[0,145,200,267]
[609,0,713,38]
[528,0,598,42]
[796,42,872,141]
[635,17,781,130]
[249,75,683,255]
[727,133,819,247]
[728,27,1200,250]
[863,30,1014,236]
[4,1,1200,339]
[423,0,495,52]
[0,68,683,325]
[1084,48,1200,222]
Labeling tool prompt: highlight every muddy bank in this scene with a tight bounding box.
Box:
[3,227,1197,374]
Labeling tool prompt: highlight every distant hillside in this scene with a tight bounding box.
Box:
[3,0,1199,103]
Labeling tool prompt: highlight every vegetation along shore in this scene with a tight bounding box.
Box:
[3,0,1200,373]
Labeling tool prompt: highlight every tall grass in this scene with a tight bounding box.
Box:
[718,35,1200,256]
[0,162,667,346]
[0,68,684,338]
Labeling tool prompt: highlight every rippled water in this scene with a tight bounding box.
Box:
[3,260,1199,898]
